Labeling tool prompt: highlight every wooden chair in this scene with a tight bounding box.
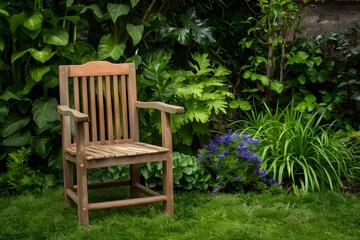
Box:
[57,61,184,226]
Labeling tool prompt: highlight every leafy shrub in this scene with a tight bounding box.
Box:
[137,50,233,150]
[237,101,356,193]
[197,131,282,193]
[88,152,212,192]
[141,152,211,191]
[0,147,55,195]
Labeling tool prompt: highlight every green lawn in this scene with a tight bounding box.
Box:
[1,188,360,240]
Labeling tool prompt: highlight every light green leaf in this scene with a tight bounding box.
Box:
[270,80,283,94]
[214,66,231,77]
[0,36,4,51]
[98,34,126,61]
[22,11,43,31]
[32,98,60,129]
[243,70,252,79]
[207,99,227,114]
[298,74,306,85]
[229,100,251,111]
[11,48,33,63]
[30,45,55,63]
[79,4,103,19]
[10,12,26,35]
[30,136,53,159]
[2,129,31,147]
[66,0,75,7]
[22,27,42,40]
[126,23,144,46]
[43,28,69,46]
[130,0,140,7]
[0,9,9,17]
[107,3,130,23]
[29,66,51,82]
[259,75,270,86]
[305,94,316,103]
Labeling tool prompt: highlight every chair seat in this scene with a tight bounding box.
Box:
[65,142,169,160]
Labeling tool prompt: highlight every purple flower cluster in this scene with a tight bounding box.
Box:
[197,130,282,193]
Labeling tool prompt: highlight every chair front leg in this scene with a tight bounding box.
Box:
[130,164,141,198]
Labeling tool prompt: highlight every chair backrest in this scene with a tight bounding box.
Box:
[59,61,139,147]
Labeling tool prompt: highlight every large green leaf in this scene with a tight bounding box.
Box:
[98,34,125,61]
[10,12,26,35]
[30,136,53,159]
[80,4,103,19]
[0,100,9,122]
[107,3,130,23]
[11,48,32,63]
[43,28,69,46]
[32,98,60,129]
[22,11,43,31]
[0,112,31,138]
[126,23,144,46]
[30,45,55,63]
[29,66,51,82]
[2,129,31,147]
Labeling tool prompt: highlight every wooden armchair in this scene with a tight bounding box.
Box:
[57,61,184,226]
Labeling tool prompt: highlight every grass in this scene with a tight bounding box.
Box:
[1,187,360,240]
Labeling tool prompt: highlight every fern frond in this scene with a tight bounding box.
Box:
[207,99,228,114]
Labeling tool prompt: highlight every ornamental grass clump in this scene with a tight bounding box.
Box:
[197,131,281,193]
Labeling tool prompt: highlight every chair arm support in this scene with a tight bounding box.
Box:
[135,101,184,114]
[57,105,90,123]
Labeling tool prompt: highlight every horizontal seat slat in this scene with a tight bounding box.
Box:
[64,142,169,160]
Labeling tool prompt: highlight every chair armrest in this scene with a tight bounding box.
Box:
[135,101,184,114]
[57,105,90,123]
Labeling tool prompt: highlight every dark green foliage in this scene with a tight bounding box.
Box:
[141,152,211,191]
[138,50,233,151]
[237,101,358,193]
[0,147,55,194]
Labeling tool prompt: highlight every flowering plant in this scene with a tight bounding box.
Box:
[197,131,282,193]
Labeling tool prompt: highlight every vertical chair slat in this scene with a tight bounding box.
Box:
[121,75,129,139]
[97,75,105,143]
[81,76,89,144]
[89,76,97,144]
[113,75,121,140]
[105,75,113,142]
[74,77,80,111]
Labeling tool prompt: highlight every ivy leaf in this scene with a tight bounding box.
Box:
[11,48,32,63]
[107,3,130,23]
[30,45,55,63]
[98,34,125,60]
[22,11,43,31]
[79,4,103,19]
[32,98,60,129]
[29,66,51,82]
[259,75,270,86]
[30,136,53,159]
[10,12,26,35]
[43,28,69,46]
[126,23,144,46]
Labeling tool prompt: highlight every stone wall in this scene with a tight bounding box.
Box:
[301,0,360,36]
